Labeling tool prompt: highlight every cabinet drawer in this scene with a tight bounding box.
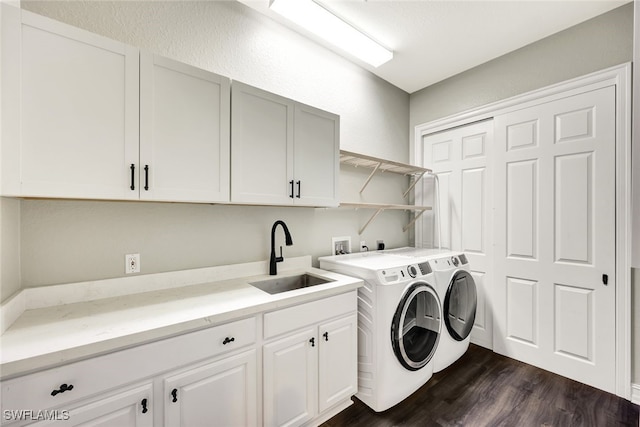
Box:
[263,291,356,339]
[1,316,256,417]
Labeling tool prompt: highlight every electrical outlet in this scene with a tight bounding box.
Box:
[125,253,140,274]
[360,241,368,251]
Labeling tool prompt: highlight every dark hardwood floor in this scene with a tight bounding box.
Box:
[322,345,639,427]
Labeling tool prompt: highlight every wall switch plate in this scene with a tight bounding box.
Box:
[331,236,351,255]
[125,253,140,274]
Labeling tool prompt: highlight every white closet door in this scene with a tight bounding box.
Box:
[493,86,616,393]
[421,120,494,349]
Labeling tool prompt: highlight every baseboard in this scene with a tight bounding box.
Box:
[632,383,640,405]
[306,398,353,426]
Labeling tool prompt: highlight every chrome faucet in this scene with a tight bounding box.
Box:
[270,220,293,275]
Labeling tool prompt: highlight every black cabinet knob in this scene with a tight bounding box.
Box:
[309,337,315,347]
[141,398,148,414]
[51,383,74,396]
[171,388,178,403]
[222,337,235,345]
[323,332,329,341]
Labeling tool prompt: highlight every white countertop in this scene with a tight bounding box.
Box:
[0,257,362,379]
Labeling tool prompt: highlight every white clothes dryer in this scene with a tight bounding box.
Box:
[318,252,442,412]
[382,248,477,372]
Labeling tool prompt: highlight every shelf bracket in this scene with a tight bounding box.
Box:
[402,171,427,198]
[359,162,381,193]
[359,207,385,235]
[403,209,427,232]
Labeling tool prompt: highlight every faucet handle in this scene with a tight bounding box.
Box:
[275,246,284,263]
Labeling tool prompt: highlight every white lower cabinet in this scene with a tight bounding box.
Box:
[0,294,358,427]
[317,315,357,413]
[263,328,318,427]
[163,349,257,427]
[27,383,153,427]
[262,292,358,427]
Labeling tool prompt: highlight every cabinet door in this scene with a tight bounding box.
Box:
[293,104,339,207]
[27,384,153,427]
[318,314,357,413]
[1,7,139,199]
[139,53,230,203]
[231,82,294,205]
[263,328,317,427]
[164,349,257,427]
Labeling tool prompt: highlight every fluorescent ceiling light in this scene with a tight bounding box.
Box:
[269,0,393,67]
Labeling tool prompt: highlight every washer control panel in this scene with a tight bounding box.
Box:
[430,253,469,271]
[379,262,433,283]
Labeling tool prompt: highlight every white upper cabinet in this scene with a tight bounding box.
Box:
[1,6,139,200]
[1,6,231,203]
[139,53,230,203]
[231,82,339,207]
[231,82,294,205]
[293,104,340,207]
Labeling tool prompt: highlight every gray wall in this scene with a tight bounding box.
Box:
[0,0,411,294]
[410,2,638,386]
[410,3,633,135]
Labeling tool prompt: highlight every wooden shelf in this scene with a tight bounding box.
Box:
[340,149,432,196]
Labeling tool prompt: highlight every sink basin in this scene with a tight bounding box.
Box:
[250,273,334,295]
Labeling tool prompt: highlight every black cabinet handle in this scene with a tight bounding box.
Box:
[222,337,235,345]
[296,180,301,198]
[141,398,148,414]
[603,274,608,285]
[130,164,135,191]
[144,165,149,191]
[51,383,74,396]
[289,180,294,198]
[309,337,315,347]
[323,332,329,341]
[171,388,178,403]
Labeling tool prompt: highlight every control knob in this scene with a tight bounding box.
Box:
[451,256,459,267]
[407,265,418,278]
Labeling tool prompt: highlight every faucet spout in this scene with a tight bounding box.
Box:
[270,220,293,275]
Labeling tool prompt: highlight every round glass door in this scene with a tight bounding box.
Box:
[390,283,441,371]
[443,270,477,341]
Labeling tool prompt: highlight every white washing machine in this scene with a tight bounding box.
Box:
[384,248,477,372]
[319,252,442,412]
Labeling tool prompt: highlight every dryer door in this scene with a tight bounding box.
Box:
[444,270,477,341]
[390,283,441,371]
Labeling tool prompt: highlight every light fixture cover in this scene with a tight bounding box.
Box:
[270,0,393,67]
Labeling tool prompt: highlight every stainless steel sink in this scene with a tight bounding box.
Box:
[250,273,334,294]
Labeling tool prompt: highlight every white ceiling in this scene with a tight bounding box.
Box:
[238,0,630,93]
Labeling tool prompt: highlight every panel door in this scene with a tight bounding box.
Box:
[164,349,258,427]
[293,103,340,207]
[263,328,317,427]
[231,82,294,205]
[318,315,357,413]
[28,384,152,427]
[2,8,139,199]
[421,120,494,349]
[493,86,616,392]
[139,53,230,203]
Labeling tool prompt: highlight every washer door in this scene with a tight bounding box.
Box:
[443,270,477,341]
[390,283,441,371]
